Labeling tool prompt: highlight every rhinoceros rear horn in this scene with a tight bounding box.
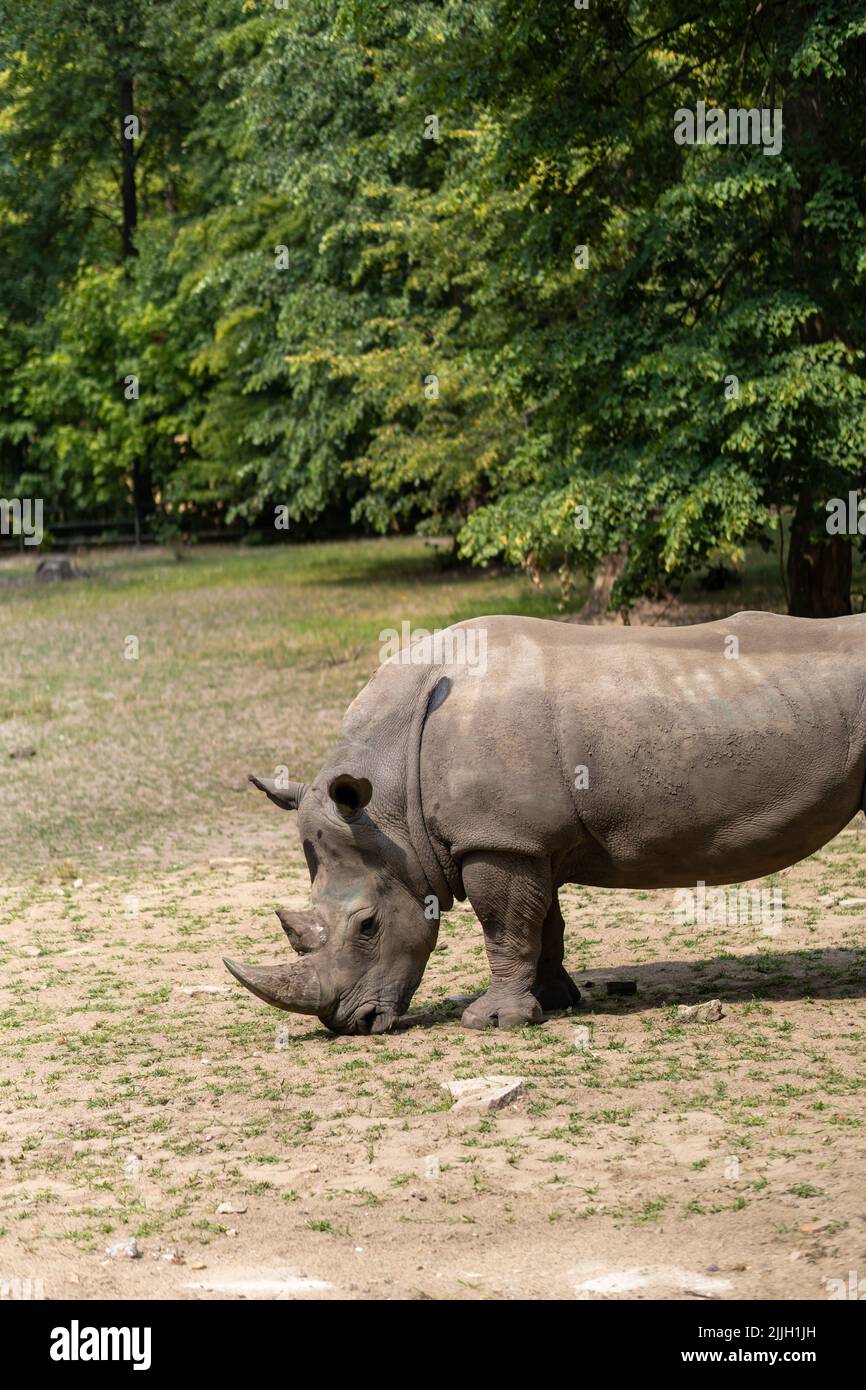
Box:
[249,773,307,811]
[276,908,327,954]
[328,773,373,819]
[223,956,321,1015]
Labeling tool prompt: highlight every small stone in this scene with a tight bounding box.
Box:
[443,1075,526,1113]
[838,897,866,909]
[36,557,74,582]
[8,745,36,760]
[573,1024,592,1051]
[105,1238,141,1259]
[178,985,231,996]
[676,999,724,1023]
[190,1261,206,1271]
[73,878,84,889]
[217,1202,248,1215]
[800,1221,829,1235]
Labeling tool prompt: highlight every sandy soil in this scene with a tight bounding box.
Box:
[2,543,865,1301]
[2,820,866,1301]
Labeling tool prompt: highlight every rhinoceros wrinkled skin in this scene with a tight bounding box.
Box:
[225,611,866,1034]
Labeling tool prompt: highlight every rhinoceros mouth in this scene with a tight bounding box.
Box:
[323,1000,399,1036]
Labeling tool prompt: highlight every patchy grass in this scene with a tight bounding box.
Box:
[1,538,865,1300]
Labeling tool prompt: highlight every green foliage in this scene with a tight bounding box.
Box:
[1,0,865,608]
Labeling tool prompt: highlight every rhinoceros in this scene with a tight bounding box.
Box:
[225,610,866,1033]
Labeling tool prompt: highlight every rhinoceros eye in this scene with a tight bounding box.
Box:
[358,916,377,938]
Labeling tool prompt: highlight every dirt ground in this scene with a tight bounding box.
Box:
[2,542,865,1301]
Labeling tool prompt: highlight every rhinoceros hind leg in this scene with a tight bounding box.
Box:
[532,895,581,1011]
[533,967,581,1012]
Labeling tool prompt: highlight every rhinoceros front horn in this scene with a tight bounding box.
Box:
[223,956,321,1015]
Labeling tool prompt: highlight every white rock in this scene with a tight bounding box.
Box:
[573,1024,592,1051]
[217,1202,248,1215]
[183,1271,331,1298]
[443,1075,525,1113]
[676,1000,723,1023]
[573,1263,731,1298]
[105,1238,141,1259]
[838,897,866,908]
[177,985,231,996]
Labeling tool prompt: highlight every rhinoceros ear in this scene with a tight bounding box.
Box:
[328,773,373,819]
[249,773,307,811]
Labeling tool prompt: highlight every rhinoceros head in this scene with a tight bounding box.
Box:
[224,771,438,1034]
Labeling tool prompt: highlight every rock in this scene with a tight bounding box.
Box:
[36,557,75,581]
[838,897,866,909]
[800,1221,829,1235]
[573,1263,731,1298]
[573,1024,592,1050]
[177,985,231,996]
[217,1202,248,1215]
[183,1271,332,1297]
[443,1075,526,1113]
[105,1238,141,1259]
[8,745,36,760]
[202,1125,232,1143]
[676,999,724,1022]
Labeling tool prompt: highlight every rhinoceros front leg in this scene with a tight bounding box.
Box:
[531,894,581,1012]
[460,852,549,1030]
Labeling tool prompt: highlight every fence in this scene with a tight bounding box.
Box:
[0,512,248,552]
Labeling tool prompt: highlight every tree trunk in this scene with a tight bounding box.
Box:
[787,492,851,618]
[118,74,137,260]
[568,545,629,623]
